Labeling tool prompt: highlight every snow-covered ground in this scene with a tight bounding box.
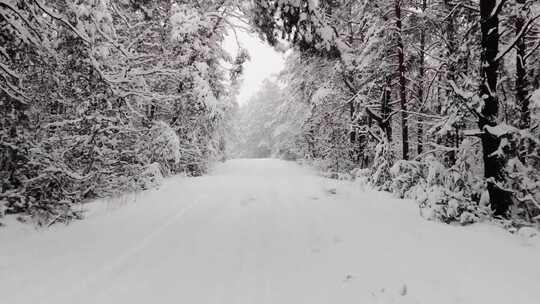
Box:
[1,159,539,304]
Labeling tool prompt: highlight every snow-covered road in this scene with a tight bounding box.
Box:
[1,159,539,304]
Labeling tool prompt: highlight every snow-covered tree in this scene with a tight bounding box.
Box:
[249,0,540,226]
[0,0,243,224]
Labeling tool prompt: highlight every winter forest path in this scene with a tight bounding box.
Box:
[1,159,540,304]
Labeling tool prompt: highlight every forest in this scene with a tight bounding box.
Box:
[1,0,540,230]
[238,0,540,228]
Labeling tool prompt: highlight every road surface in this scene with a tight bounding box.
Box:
[1,159,539,304]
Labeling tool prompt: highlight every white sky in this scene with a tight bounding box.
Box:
[223,28,286,105]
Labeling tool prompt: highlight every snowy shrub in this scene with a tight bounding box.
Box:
[390,160,426,198]
[138,162,164,190]
[369,141,394,191]
[1,116,189,225]
[389,152,487,225]
[145,121,181,174]
[460,211,479,225]
[505,153,540,224]
[415,185,483,224]
[0,145,87,225]
[424,141,486,224]
[477,122,540,225]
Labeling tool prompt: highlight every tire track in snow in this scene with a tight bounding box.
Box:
[63,198,202,302]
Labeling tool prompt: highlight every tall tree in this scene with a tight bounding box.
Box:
[515,0,530,129]
[416,0,427,155]
[478,0,509,216]
[395,0,409,160]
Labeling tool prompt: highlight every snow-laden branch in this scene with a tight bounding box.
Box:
[495,12,540,62]
[448,80,485,121]
[91,17,131,58]
[524,36,540,60]
[32,0,91,44]
[490,0,508,18]
[0,61,19,81]
[0,73,29,104]
[0,0,43,41]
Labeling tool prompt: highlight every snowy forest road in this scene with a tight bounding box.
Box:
[1,159,539,304]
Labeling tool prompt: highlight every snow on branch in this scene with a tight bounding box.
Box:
[0,1,43,42]
[495,12,540,62]
[32,0,91,44]
[448,80,484,120]
[490,0,508,18]
[0,61,20,81]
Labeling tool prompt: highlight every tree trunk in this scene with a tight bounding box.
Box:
[366,78,392,142]
[515,0,529,129]
[479,0,510,216]
[417,0,427,156]
[347,13,358,160]
[349,96,358,162]
[444,0,457,165]
[444,0,456,79]
[395,0,408,160]
[382,78,393,142]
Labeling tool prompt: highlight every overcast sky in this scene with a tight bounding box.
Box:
[223,28,286,106]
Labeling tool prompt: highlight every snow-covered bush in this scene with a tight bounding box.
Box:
[138,162,164,190]
[505,147,540,225]
[390,160,426,199]
[0,141,87,225]
[390,150,486,225]
[513,134,539,223]
[369,141,394,191]
[309,131,356,179]
[474,121,540,225]
[145,121,181,175]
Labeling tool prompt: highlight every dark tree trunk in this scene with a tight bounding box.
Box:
[395,0,408,160]
[479,0,510,216]
[382,79,393,142]
[444,0,457,165]
[515,0,529,129]
[366,78,392,142]
[417,118,423,155]
[349,97,357,162]
[347,14,357,157]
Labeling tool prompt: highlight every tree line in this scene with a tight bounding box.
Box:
[2,0,539,228]
[0,0,246,225]
[245,0,540,226]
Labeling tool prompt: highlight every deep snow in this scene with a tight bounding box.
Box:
[1,159,539,304]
